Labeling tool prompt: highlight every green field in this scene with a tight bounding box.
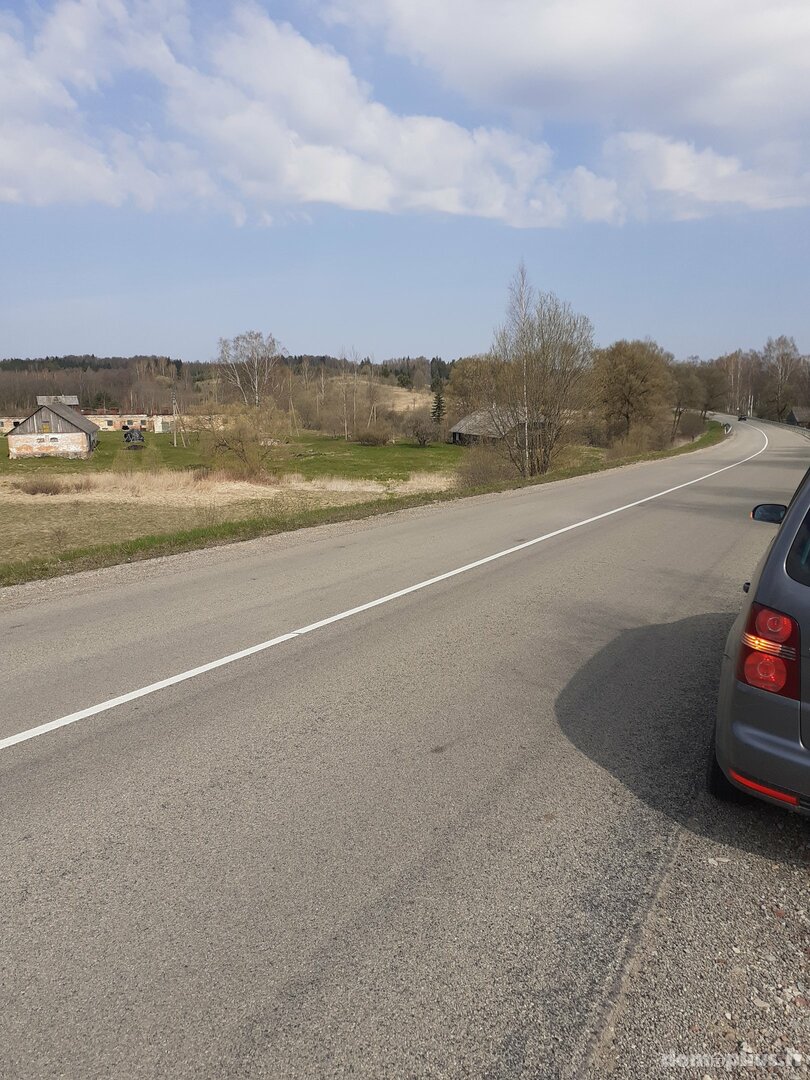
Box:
[0,431,462,480]
[284,435,463,480]
[0,431,203,473]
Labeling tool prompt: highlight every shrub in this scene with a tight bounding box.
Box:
[198,404,286,478]
[409,409,437,447]
[15,478,64,495]
[14,477,89,496]
[456,444,516,489]
[679,411,705,440]
[604,415,672,460]
[357,424,393,446]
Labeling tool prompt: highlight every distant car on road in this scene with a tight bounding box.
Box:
[710,469,810,812]
[738,414,748,421]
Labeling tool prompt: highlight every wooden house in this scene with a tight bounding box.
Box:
[6,401,99,459]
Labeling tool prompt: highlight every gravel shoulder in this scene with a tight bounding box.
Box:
[583,793,810,1079]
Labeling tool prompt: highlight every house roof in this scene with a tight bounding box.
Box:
[790,406,810,422]
[8,401,100,436]
[37,394,80,407]
[450,406,539,437]
[47,401,100,434]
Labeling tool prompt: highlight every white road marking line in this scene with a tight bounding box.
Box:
[1,428,769,753]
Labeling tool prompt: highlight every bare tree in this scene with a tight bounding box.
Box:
[348,348,362,435]
[217,330,283,408]
[492,262,534,476]
[365,357,379,427]
[445,355,490,421]
[763,335,801,420]
[490,266,594,477]
[197,403,284,477]
[670,362,703,439]
[409,408,437,447]
[337,352,351,440]
[697,362,727,419]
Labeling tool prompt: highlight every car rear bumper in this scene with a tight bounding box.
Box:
[716,656,810,812]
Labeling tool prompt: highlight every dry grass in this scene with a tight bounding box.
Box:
[2,466,454,506]
[391,471,454,495]
[0,466,456,564]
[375,385,432,412]
[13,477,90,496]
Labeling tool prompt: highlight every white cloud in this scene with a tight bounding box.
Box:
[0,22,75,117]
[153,5,616,224]
[0,0,807,225]
[605,132,810,217]
[0,120,121,205]
[324,0,810,138]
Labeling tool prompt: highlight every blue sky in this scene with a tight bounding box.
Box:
[1,1,808,363]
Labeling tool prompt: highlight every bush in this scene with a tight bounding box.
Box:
[14,478,89,496]
[579,416,610,448]
[198,404,286,478]
[357,424,393,446]
[679,411,705,440]
[15,478,64,495]
[380,408,409,436]
[409,409,437,447]
[456,444,516,488]
[604,416,673,460]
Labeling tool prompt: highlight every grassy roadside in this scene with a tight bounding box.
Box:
[0,422,725,588]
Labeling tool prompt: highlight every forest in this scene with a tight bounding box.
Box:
[1,339,805,424]
[0,352,444,419]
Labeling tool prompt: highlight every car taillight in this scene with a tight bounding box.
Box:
[737,603,800,699]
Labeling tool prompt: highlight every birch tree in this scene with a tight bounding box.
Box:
[763,335,801,420]
[217,330,283,408]
[490,265,594,477]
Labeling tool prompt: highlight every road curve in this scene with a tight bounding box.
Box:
[1,420,809,1078]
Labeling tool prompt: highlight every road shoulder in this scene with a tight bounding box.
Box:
[582,795,810,1079]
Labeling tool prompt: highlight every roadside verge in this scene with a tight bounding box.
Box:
[0,422,726,588]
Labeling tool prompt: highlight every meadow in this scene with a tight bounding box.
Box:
[0,423,723,586]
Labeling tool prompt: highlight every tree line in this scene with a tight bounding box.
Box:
[0,349,448,419]
[1,277,806,483]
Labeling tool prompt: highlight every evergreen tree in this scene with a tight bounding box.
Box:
[431,386,446,423]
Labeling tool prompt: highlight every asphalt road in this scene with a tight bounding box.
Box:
[2,419,809,1079]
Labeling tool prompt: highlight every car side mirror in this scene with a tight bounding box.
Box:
[751,503,787,524]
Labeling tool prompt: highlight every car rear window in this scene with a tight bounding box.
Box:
[786,510,810,586]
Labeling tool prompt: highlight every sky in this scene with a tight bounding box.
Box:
[1,0,808,363]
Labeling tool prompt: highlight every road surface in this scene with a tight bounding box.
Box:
[2,420,809,1078]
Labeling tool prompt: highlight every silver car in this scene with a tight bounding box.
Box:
[710,472,810,812]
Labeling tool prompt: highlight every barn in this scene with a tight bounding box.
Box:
[786,406,810,429]
[6,401,99,459]
[449,407,544,446]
